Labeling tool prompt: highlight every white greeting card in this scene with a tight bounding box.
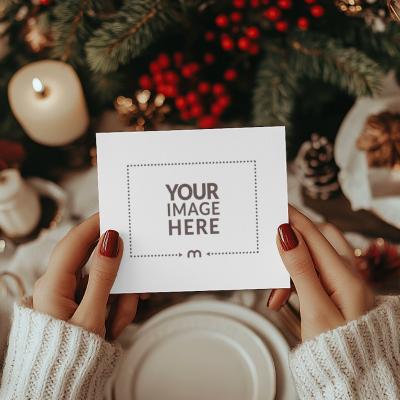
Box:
[96,127,289,293]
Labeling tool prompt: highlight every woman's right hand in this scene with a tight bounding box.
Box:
[33,214,138,339]
[272,206,375,341]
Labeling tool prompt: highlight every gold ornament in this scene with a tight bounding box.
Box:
[114,90,171,131]
[24,17,51,53]
[335,0,363,15]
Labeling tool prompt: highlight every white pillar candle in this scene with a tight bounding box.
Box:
[0,169,41,238]
[8,60,89,147]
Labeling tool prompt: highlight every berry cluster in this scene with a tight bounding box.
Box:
[138,53,232,128]
[260,0,325,32]
[210,0,326,46]
[207,11,261,55]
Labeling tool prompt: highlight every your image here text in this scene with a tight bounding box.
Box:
[166,183,221,236]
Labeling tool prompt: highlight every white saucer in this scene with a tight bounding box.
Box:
[115,313,276,400]
[135,300,297,399]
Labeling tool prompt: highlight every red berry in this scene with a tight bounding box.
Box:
[175,97,186,110]
[250,0,260,6]
[204,53,216,64]
[181,63,199,78]
[173,52,184,67]
[181,111,191,121]
[186,91,198,104]
[263,7,281,21]
[188,62,200,74]
[275,20,289,32]
[304,0,316,3]
[213,83,226,96]
[153,73,164,85]
[39,0,50,5]
[277,0,292,9]
[163,84,177,98]
[297,17,309,30]
[181,66,192,78]
[310,4,324,17]
[190,104,204,118]
[204,31,216,42]
[221,35,235,51]
[218,95,231,108]
[198,81,211,94]
[215,14,229,28]
[157,84,166,94]
[157,53,170,69]
[164,70,179,84]
[237,36,251,51]
[245,26,260,39]
[230,11,242,23]
[224,69,238,81]
[149,61,160,74]
[199,115,217,129]
[233,0,246,8]
[211,103,224,116]
[139,74,152,90]
[249,42,260,55]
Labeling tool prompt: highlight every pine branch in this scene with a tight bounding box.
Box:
[354,23,400,71]
[288,32,384,97]
[85,0,180,73]
[50,0,102,63]
[252,50,298,138]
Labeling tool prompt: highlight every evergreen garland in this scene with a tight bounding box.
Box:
[1,0,400,156]
[288,33,383,96]
[51,0,96,64]
[85,0,182,73]
[253,50,297,132]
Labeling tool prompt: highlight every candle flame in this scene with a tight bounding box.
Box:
[32,77,46,95]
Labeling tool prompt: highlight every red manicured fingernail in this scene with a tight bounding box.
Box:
[100,230,119,258]
[278,223,299,251]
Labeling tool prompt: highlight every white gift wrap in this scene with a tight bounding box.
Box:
[335,94,400,228]
[0,169,41,238]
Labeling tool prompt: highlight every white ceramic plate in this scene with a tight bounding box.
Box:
[114,300,296,400]
[115,313,275,400]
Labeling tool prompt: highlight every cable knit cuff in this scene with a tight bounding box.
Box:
[0,301,122,400]
[289,296,400,400]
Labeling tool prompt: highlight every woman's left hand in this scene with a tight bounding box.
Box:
[269,206,375,341]
[268,212,358,311]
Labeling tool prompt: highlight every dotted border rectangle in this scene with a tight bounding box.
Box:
[126,160,259,258]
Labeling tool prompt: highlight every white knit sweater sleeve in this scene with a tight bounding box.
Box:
[0,302,122,400]
[289,295,400,400]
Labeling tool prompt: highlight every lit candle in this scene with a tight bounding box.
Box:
[8,60,89,147]
[0,169,41,238]
[32,77,47,97]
